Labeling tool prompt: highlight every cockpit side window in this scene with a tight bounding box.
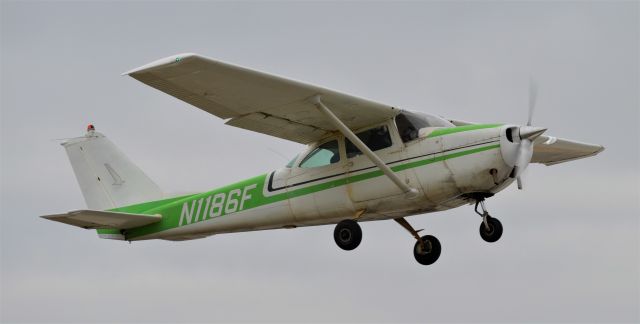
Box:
[299,140,340,168]
[395,112,454,143]
[345,125,392,158]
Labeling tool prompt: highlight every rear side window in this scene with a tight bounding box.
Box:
[299,140,340,168]
[345,126,392,158]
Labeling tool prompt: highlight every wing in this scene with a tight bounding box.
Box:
[532,135,604,166]
[125,53,399,144]
[41,210,162,230]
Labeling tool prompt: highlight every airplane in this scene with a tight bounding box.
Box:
[42,53,604,266]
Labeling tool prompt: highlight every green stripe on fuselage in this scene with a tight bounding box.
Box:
[427,124,502,138]
[106,124,502,240]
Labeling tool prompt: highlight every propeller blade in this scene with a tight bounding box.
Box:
[516,167,528,190]
[527,78,538,126]
[514,138,533,178]
[511,126,543,191]
[510,79,540,191]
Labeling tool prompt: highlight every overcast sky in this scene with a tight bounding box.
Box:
[1,1,638,322]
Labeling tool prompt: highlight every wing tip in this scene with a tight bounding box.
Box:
[122,52,199,76]
[541,143,605,166]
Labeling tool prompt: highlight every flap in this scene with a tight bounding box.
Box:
[41,210,162,230]
[125,53,399,144]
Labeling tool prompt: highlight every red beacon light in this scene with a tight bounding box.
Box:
[87,124,95,132]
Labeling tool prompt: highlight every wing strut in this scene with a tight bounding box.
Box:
[312,95,419,199]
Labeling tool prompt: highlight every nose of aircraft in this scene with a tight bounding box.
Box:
[499,125,548,190]
[500,125,548,169]
[518,126,547,141]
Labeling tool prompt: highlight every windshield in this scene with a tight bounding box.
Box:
[299,140,340,168]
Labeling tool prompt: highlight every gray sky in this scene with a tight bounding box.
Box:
[1,1,638,322]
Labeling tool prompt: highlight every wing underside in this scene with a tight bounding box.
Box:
[126,53,399,144]
[532,135,604,165]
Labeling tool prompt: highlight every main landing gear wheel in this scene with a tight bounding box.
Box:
[413,235,441,265]
[394,218,441,266]
[334,219,362,251]
[474,198,503,243]
[479,216,503,243]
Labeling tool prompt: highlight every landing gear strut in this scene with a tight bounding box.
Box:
[395,218,441,265]
[334,219,362,250]
[474,199,503,243]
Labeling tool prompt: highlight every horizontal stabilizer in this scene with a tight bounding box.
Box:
[41,210,161,230]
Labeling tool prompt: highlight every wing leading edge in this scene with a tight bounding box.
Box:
[125,53,399,144]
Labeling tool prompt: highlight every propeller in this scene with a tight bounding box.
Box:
[527,79,537,126]
[513,79,546,190]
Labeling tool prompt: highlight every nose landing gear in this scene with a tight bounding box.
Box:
[474,199,503,243]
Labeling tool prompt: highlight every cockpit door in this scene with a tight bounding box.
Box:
[345,121,411,203]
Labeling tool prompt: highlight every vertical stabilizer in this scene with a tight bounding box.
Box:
[62,126,163,210]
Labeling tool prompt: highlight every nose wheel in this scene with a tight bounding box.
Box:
[475,199,503,243]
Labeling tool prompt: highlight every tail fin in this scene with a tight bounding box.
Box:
[62,126,163,210]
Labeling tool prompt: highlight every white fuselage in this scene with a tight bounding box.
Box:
[149,123,514,241]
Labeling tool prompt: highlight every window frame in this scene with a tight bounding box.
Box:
[343,120,402,161]
[344,124,395,159]
[285,154,299,168]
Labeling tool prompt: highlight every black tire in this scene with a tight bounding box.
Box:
[479,216,503,243]
[413,235,441,265]
[333,220,362,251]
